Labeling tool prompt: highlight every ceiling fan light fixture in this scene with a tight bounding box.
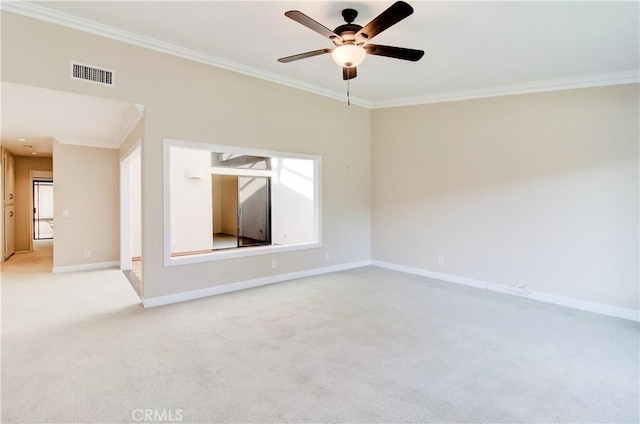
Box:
[331,44,366,68]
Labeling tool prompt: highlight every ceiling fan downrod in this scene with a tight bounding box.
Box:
[341,8,358,24]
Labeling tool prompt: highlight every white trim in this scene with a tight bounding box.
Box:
[120,159,132,271]
[120,140,141,271]
[4,1,635,109]
[372,260,640,322]
[169,241,323,266]
[143,260,371,308]
[54,136,117,149]
[120,136,143,161]
[166,139,322,161]
[210,167,273,178]
[114,105,145,148]
[31,170,53,179]
[52,103,144,150]
[52,261,119,273]
[371,71,640,108]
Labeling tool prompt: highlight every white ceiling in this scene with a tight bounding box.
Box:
[1,83,144,157]
[1,1,638,155]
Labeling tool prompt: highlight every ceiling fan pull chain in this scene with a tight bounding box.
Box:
[347,79,351,106]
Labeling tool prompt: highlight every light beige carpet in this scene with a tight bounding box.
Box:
[1,247,638,423]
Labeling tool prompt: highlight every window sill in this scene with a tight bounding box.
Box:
[165,241,322,267]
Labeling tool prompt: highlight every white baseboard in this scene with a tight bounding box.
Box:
[372,260,639,322]
[52,261,120,273]
[143,260,372,308]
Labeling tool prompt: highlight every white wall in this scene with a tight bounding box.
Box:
[272,158,316,245]
[372,84,639,311]
[169,147,213,254]
[131,155,142,258]
[119,118,144,270]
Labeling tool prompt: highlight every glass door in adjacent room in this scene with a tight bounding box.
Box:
[33,180,53,240]
[237,176,271,247]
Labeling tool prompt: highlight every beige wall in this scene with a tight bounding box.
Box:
[212,174,239,236]
[14,156,53,251]
[372,84,639,310]
[212,174,222,234]
[2,12,371,298]
[52,142,119,268]
[8,11,633,313]
[220,175,238,236]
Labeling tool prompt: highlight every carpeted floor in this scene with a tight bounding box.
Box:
[1,244,638,423]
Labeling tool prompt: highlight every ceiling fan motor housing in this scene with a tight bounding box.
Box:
[278,1,424,81]
[333,23,363,45]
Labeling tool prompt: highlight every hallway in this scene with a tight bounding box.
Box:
[1,239,53,273]
[1,240,141,336]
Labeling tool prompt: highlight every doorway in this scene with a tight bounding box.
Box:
[29,170,54,254]
[212,175,271,250]
[120,141,142,297]
[33,180,54,240]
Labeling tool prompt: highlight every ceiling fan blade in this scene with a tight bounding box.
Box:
[278,48,333,63]
[343,66,357,80]
[285,11,344,44]
[364,44,424,61]
[355,1,414,42]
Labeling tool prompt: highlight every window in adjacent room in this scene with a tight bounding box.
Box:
[163,139,321,266]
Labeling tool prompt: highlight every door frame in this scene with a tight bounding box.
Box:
[119,139,141,271]
[29,170,53,252]
[32,179,54,241]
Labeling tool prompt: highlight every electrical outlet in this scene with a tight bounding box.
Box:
[437,256,445,266]
[271,259,277,268]
[84,250,91,258]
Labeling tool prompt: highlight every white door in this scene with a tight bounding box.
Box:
[4,205,15,259]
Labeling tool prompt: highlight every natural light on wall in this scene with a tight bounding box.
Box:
[163,139,322,266]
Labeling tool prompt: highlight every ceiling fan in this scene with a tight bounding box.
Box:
[278,1,424,81]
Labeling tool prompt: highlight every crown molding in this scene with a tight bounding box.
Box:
[54,136,117,149]
[2,1,637,110]
[0,1,372,108]
[54,103,145,150]
[114,104,145,148]
[371,70,640,109]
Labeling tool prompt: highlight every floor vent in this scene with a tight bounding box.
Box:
[70,62,114,86]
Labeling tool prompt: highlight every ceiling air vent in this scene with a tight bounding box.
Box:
[70,61,114,86]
